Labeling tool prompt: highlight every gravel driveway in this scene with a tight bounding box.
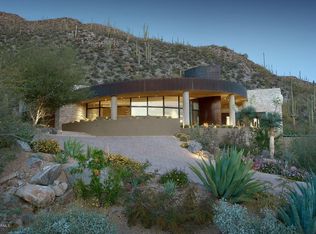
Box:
[43,132,304,194]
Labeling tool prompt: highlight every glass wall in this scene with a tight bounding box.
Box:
[85,96,199,123]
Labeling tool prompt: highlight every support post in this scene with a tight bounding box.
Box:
[229,95,236,126]
[183,91,190,127]
[111,96,117,120]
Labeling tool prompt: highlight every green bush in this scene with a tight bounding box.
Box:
[290,136,316,172]
[106,154,152,186]
[31,139,61,154]
[54,152,68,164]
[190,148,265,203]
[10,207,116,234]
[63,138,84,158]
[71,146,113,207]
[214,200,295,234]
[278,174,316,234]
[159,169,189,187]
[125,186,213,233]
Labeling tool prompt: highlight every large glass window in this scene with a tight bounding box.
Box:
[148,107,163,116]
[87,101,99,108]
[86,95,184,120]
[87,109,99,120]
[164,108,178,118]
[148,97,163,107]
[131,107,147,116]
[118,98,130,106]
[131,97,147,106]
[164,96,178,108]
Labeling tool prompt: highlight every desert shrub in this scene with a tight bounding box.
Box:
[163,180,177,197]
[278,174,316,234]
[221,128,252,154]
[0,148,16,174]
[180,142,189,148]
[190,148,265,203]
[253,158,308,181]
[159,169,189,187]
[63,138,84,158]
[237,106,257,127]
[214,200,295,234]
[54,152,68,164]
[106,154,152,186]
[10,207,116,234]
[31,139,61,154]
[290,136,316,172]
[245,192,286,214]
[189,126,219,154]
[175,132,189,142]
[125,186,213,233]
[71,146,122,207]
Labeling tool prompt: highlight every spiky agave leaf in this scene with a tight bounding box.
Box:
[278,173,316,234]
[189,148,265,203]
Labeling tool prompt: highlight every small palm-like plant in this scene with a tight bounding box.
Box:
[278,173,316,234]
[189,148,265,203]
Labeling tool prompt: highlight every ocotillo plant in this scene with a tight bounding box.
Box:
[289,79,297,128]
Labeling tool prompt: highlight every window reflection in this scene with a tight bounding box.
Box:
[164,108,178,118]
[131,107,147,116]
[148,107,163,116]
[164,96,178,108]
[131,97,147,106]
[148,97,163,107]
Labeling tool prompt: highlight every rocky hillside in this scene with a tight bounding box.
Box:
[0,12,314,133]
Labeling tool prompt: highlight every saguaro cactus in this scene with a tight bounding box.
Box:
[289,79,297,128]
[143,24,151,63]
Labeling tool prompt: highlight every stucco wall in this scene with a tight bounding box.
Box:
[246,88,283,116]
[62,117,180,136]
[55,104,86,129]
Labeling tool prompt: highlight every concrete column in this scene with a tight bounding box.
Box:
[229,95,236,126]
[54,108,61,130]
[111,96,117,120]
[182,91,190,126]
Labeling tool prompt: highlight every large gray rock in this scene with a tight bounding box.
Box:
[30,164,62,185]
[50,180,68,197]
[16,140,32,152]
[64,163,109,187]
[15,183,55,207]
[187,140,203,153]
[26,156,42,169]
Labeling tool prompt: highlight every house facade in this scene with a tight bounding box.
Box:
[55,65,283,135]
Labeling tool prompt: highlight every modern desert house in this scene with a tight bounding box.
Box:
[55,65,283,135]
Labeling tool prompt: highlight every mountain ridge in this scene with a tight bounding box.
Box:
[0,12,314,133]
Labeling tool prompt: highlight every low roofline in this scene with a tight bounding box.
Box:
[85,77,247,99]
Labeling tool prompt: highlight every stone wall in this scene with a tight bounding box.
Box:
[55,104,86,129]
[246,88,283,116]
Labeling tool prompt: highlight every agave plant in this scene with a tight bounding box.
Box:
[189,148,265,203]
[278,173,316,234]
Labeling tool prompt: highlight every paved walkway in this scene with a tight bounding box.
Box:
[44,132,202,183]
[43,132,304,194]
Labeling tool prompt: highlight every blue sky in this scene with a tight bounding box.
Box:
[1,0,315,81]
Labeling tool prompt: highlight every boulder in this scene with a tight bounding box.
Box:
[30,164,62,185]
[16,140,32,152]
[187,140,203,153]
[15,183,55,207]
[64,163,109,187]
[26,156,42,169]
[50,180,68,197]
